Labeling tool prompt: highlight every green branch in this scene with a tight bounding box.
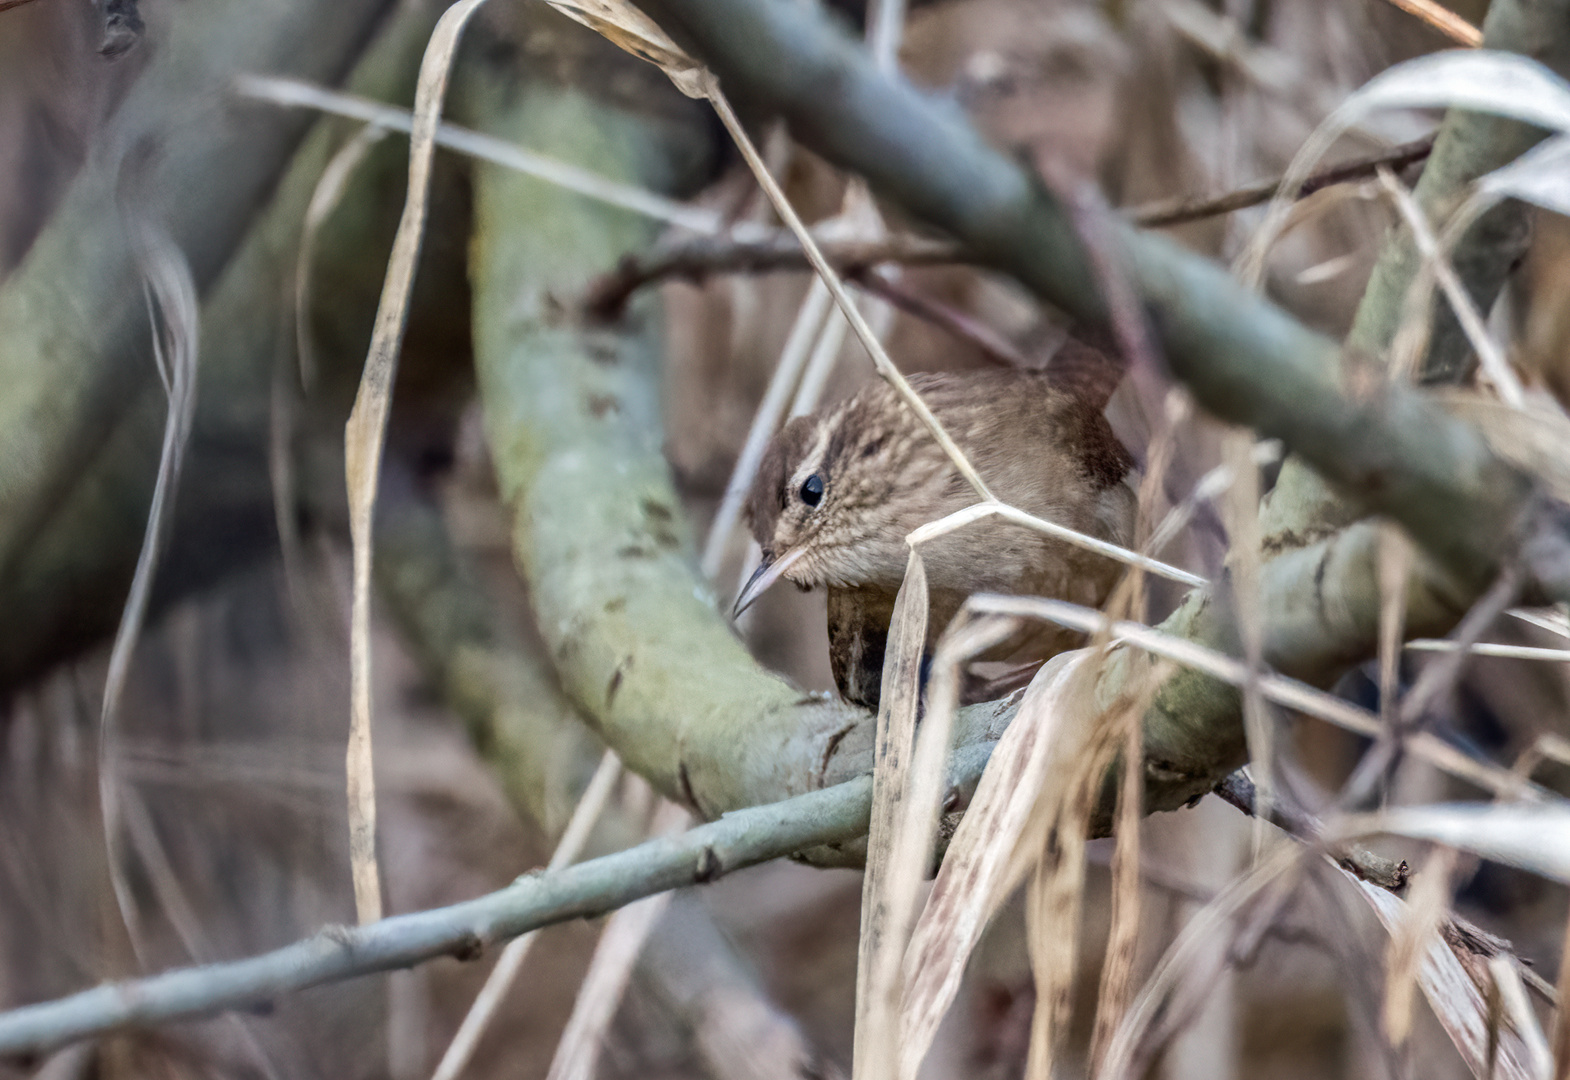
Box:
[0,775,878,1058]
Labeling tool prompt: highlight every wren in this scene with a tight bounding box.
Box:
[737,363,1136,708]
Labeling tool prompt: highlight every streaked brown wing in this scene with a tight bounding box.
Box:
[826,585,897,710]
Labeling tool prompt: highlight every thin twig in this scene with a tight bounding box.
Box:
[581,136,1436,315]
[857,269,1032,368]
[0,776,882,1057]
[702,81,996,501]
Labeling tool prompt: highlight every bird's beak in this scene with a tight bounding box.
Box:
[732,547,806,619]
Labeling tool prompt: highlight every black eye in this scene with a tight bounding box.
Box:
[799,473,824,507]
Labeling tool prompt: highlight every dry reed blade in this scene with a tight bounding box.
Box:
[1099,844,1304,1080]
[431,751,623,1080]
[1487,956,1553,1080]
[966,596,1548,802]
[1376,167,1525,406]
[1022,663,1159,1080]
[904,501,1205,589]
[854,551,929,1080]
[100,213,201,965]
[1378,0,1483,46]
[237,73,723,233]
[1349,867,1538,1080]
[545,798,692,1080]
[342,0,491,925]
[1383,847,1460,1046]
[875,606,1021,1080]
[898,650,1099,1080]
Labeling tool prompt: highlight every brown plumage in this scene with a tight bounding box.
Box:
[739,368,1137,708]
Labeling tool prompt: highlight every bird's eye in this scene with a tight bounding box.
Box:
[799,473,825,508]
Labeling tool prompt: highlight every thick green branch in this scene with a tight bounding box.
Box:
[0,1,462,692]
[0,0,395,586]
[634,0,1570,608]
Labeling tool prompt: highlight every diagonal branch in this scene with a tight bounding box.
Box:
[633,0,1570,609]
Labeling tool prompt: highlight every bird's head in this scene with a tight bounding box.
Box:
[735,391,945,616]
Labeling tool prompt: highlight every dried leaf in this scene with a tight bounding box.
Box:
[540,0,708,98]
[899,649,1100,1080]
[1478,134,1570,220]
[1350,868,1538,1080]
[855,552,929,1080]
[343,0,492,925]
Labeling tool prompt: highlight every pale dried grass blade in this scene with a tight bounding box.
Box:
[343,0,491,925]
[1553,900,1570,1078]
[1087,684,1145,1073]
[432,750,623,1080]
[546,799,692,1080]
[855,552,929,1080]
[1022,663,1160,1080]
[1378,0,1483,46]
[236,74,723,234]
[100,215,201,961]
[1099,845,1302,1079]
[898,650,1100,1080]
[1478,134,1570,219]
[872,608,1021,1080]
[1383,847,1459,1045]
[1487,956,1553,1080]
[1406,641,1570,662]
[1331,804,1570,883]
[904,501,1205,588]
[965,596,1547,802]
[1376,166,1525,406]
[1239,51,1570,288]
[1509,607,1570,641]
[1348,867,1537,1080]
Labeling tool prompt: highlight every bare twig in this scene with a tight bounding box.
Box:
[581,137,1436,316]
[0,775,884,1057]
[857,269,1033,368]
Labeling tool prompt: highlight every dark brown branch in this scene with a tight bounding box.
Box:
[582,136,1434,316]
[1132,136,1434,228]
[855,268,1034,367]
[584,233,958,316]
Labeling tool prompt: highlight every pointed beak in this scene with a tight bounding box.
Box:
[732,547,806,619]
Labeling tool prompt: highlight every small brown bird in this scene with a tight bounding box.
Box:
[738,360,1137,708]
